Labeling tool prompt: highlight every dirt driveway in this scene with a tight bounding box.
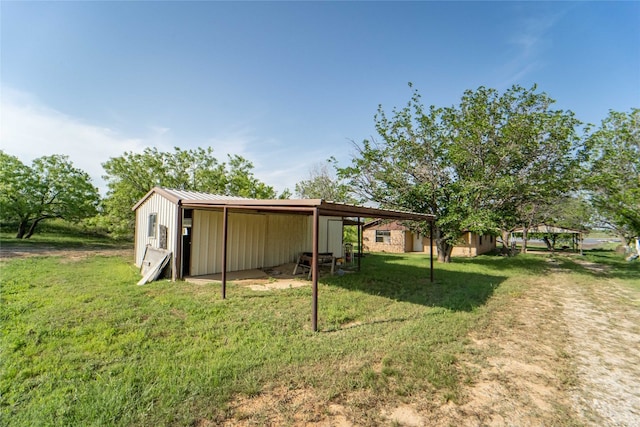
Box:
[432,262,640,427]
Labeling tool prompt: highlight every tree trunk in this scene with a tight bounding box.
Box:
[500,230,511,255]
[436,238,453,263]
[16,221,27,239]
[520,227,528,254]
[24,217,45,239]
[542,236,553,252]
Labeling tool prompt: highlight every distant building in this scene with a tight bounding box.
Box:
[363,220,496,257]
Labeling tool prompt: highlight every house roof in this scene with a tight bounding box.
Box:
[363,219,412,230]
[133,187,435,222]
[511,224,585,234]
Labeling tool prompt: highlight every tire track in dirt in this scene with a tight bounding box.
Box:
[551,272,640,426]
[430,265,640,427]
[436,272,579,427]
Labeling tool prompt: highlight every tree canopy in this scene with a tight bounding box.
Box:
[583,109,640,243]
[0,151,100,238]
[341,84,584,261]
[101,147,280,236]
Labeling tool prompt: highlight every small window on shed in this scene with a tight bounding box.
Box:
[148,213,157,238]
[479,235,483,245]
[375,230,391,244]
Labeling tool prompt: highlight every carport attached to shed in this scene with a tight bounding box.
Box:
[133,187,435,331]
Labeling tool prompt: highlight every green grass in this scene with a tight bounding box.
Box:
[567,249,640,290]
[1,247,637,426]
[1,219,131,249]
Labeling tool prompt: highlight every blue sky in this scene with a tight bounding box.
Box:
[2,1,639,195]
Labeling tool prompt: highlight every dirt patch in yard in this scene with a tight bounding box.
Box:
[185,262,346,291]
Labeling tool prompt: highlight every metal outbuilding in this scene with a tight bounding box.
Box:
[133,187,435,331]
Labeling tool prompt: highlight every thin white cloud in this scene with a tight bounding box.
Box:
[0,87,172,194]
[0,86,321,197]
[205,132,253,162]
[498,7,566,87]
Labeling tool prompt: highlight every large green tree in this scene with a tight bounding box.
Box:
[101,147,279,236]
[0,152,100,238]
[341,84,583,261]
[341,88,460,261]
[445,85,584,253]
[583,109,640,243]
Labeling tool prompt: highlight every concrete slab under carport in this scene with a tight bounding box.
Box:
[184,261,347,291]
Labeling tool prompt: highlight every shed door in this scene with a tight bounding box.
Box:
[182,209,193,276]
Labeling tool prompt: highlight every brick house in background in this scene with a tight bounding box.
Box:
[363,219,496,257]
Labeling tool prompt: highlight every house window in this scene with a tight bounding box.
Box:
[375,230,391,244]
[148,213,157,238]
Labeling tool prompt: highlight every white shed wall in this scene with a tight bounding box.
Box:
[227,213,267,272]
[188,212,343,276]
[191,210,224,276]
[264,214,310,267]
[305,216,344,257]
[134,193,178,267]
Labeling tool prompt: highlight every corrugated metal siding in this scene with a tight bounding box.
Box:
[189,212,342,275]
[162,188,250,201]
[309,216,344,256]
[191,210,307,276]
[134,193,178,266]
[327,219,344,257]
[265,214,310,266]
[227,213,267,272]
[191,210,223,276]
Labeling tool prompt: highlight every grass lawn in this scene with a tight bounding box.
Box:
[0,222,131,250]
[1,246,637,426]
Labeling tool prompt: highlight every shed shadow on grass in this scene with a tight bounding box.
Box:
[322,253,508,313]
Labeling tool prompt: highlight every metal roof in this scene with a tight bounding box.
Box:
[133,186,435,222]
[161,188,250,202]
[512,224,585,234]
[132,187,253,211]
